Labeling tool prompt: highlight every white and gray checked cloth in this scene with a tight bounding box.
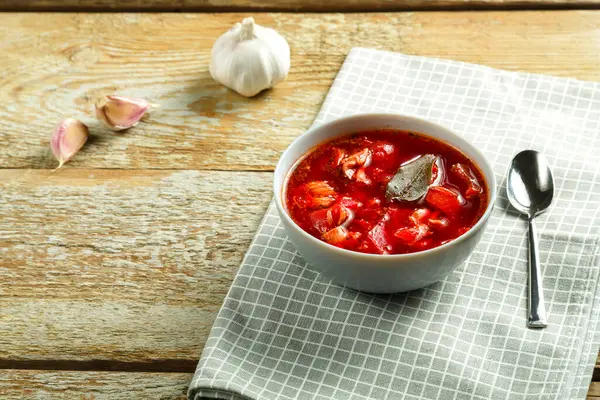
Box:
[189,48,600,400]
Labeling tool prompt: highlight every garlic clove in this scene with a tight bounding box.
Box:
[209,17,291,97]
[95,95,151,131]
[51,118,88,170]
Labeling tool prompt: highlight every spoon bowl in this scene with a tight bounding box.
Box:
[507,150,555,328]
[507,151,554,218]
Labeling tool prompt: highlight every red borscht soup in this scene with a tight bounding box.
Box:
[284,130,488,255]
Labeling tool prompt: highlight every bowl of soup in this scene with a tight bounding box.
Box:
[274,114,496,293]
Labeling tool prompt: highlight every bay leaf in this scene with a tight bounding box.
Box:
[386,154,437,202]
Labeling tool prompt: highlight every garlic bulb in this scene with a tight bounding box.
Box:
[210,17,290,97]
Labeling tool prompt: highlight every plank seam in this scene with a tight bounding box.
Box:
[0,359,197,373]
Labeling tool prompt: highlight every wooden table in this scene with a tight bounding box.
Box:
[1,3,600,399]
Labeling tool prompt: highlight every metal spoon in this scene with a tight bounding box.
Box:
[507,150,554,328]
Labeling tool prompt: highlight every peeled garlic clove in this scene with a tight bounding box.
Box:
[51,118,88,169]
[95,95,150,131]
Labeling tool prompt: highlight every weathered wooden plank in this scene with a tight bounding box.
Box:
[1,370,598,400]
[589,382,600,398]
[0,370,600,400]
[592,383,600,399]
[0,300,213,364]
[3,11,600,170]
[592,384,600,398]
[0,370,190,400]
[1,0,600,12]
[0,371,598,400]
[0,169,271,362]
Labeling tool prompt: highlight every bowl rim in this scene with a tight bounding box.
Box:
[273,112,497,261]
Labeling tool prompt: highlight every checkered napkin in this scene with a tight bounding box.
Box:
[189,48,600,400]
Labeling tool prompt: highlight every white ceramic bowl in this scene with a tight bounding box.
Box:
[273,114,497,293]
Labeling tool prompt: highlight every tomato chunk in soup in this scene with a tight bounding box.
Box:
[285,130,488,255]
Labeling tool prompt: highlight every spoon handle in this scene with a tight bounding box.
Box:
[527,218,547,328]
